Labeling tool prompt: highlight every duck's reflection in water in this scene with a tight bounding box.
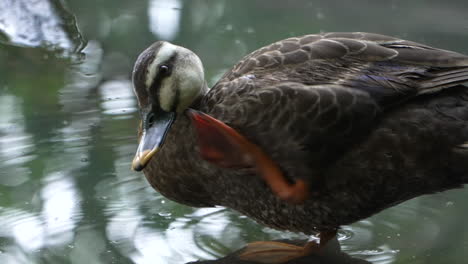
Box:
[187,238,370,264]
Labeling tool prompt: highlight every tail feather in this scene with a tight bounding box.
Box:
[420,68,468,92]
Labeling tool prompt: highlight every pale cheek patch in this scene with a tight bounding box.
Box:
[145,62,158,89]
[177,69,203,110]
[159,78,176,112]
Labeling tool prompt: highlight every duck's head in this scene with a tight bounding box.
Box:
[131,41,207,171]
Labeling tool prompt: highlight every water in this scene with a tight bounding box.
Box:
[1,0,468,263]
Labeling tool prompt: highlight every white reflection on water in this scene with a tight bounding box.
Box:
[99,79,137,118]
[175,209,230,250]
[0,208,44,260]
[0,94,35,186]
[41,172,81,247]
[130,208,228,263]
[106,208,142,248]
[148,0,182,41]
[131,226,176,264]
[10,210,44,251]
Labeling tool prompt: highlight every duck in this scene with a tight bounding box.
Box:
[130,32,468,263]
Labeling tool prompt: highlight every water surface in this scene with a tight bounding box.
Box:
[1,1,468,263]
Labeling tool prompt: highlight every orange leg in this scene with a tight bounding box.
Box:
[188,110,309,204]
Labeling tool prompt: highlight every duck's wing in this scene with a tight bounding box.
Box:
[203,78,380,173]
[218,32,468,107]
[202,32,468,180]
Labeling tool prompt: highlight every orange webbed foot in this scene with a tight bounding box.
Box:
[238,230,337,264]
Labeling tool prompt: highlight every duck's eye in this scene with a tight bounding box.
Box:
[159,65,170,76]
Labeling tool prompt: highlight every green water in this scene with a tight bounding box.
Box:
[1,0,468,263]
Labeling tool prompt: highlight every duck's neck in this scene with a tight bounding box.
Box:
[145,111,220,207]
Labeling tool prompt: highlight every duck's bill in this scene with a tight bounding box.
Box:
[132,111,176,171]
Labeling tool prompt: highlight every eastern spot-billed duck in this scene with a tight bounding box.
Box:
[131,32,468,263]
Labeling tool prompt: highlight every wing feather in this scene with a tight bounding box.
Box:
[218,32,468,103]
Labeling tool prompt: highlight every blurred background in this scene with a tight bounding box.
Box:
[1,0,468,263]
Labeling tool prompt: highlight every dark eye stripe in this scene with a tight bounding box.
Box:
[147,53,181,111]
[149,53,178,95]
[171,86,181,112]
[160,53,177,75]
[149,68,165,98]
